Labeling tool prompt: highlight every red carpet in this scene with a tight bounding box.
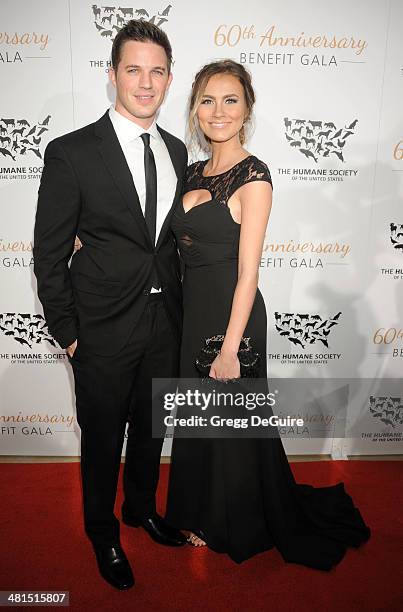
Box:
[0,460,402,611]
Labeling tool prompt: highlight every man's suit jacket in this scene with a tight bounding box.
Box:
[33,110,187,356]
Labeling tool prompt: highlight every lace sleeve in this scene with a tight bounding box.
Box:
[242,157,272,189]
[221,156,272,206]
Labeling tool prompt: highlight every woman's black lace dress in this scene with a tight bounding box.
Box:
[165,155,370,568]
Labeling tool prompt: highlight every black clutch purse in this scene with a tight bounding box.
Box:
[195,334,261,378]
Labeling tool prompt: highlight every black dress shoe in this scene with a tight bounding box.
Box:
[93,544,135,590]
[122,512,187,546]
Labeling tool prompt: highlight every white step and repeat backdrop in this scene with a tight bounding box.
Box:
[1,0,402,457]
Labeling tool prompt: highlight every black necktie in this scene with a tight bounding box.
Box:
[140,133,160,289]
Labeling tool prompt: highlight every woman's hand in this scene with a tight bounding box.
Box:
[209,350,240,381]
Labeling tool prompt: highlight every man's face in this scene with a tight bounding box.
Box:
[109,40,172,128]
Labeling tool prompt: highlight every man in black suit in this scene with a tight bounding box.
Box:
[33,21,187,590]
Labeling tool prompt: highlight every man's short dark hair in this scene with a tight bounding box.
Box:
[111,19,173,72]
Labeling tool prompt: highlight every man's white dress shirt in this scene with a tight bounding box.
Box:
[109,105,178,290]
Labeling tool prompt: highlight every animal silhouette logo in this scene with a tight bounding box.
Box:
[390,223,403,253]
[0,115,51,162]
[369,395,403,429]
[274,311,342,348]
[0,313,56,348]
[91,4,173,40]
[283,117,358,163]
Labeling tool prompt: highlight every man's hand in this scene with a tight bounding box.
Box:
[66,340,77,358]
[74,236,82,253]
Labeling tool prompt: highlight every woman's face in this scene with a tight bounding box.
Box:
[196,73,248,146]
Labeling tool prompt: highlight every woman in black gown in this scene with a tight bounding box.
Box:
[165,60,370,569]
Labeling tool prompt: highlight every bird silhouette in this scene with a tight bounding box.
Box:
[0,147,15,160]
[346,119,358,130]
[289,337,304,347]
[342,130,354,139]
[332,151,344,162]
[300,149,317,162]
[29,148,42,159]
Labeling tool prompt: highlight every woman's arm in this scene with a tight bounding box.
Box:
[209,179,273,380]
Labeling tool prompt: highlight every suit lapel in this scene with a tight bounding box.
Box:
[94,111,152,248]
[156,125,183,250]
